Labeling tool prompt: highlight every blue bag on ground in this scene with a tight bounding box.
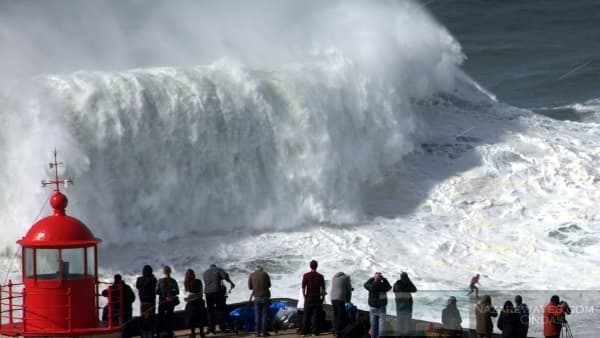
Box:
[229,301,290,332]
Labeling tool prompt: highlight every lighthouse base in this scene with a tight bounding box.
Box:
[0,323,123,338]
[1,332,122,338]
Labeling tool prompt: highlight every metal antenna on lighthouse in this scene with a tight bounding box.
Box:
[41,149,74,191]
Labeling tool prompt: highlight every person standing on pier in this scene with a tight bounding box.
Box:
[248,266,272,337]
[364,272,391,338]
[301,260,326,337]
[441,296,462,332]
[184,269,207,338]
[475,295,497,338]
[136,265,158,319]
[204,264,235,334]
[393,272,417,337]
[330,271,353,336]
[543,295,564,338]
[497,300,520,338]
[157,265,180,338]
[514,295,529,338]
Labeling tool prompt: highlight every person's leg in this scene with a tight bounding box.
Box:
[377,306,386,338]
[302,300,315,335]
[332,300,343,335]
[166,303,175,335]
[296,310,304,334]
[369,307,378,338]
[313,302,323,335]
[157,303,166,335]
[340,305,348,333]
[205,293,217,333]
[216,293,226,332]
[260,298,269,336]
[254,298,264,336]
[186,309,195,338]
[331,301,339,335]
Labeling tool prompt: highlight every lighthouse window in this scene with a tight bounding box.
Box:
[35,248,59,279]
[86,246,96,278]
[62,248,85,279]
[25,248,34,278]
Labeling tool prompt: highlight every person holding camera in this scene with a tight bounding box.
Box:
[364,272,391,338]
[203,264,235,334]
[543,295,567,338]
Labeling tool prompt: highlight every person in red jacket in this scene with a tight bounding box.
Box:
[301,260,326,337]
[543,295,563,338]
[466,274,480,298]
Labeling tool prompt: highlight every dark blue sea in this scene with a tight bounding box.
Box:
[429,0,600,119]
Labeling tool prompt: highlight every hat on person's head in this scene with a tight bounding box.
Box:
[114,274,122,282]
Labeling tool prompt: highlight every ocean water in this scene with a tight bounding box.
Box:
[1,1,599,336]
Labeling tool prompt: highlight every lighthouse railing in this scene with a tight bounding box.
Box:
[98,280,126,330]
[1,281,75,333]
[0,280,24,329]
[2,279,125,334]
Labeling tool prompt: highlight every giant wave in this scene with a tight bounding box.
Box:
[0,0,464,247]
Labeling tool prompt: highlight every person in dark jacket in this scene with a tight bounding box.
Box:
[203,264,235,334]
[441,296,462,332]
[392,272,417,337]
[249,266,272,337]
[497,300,520,338]
[184,269,207,338]
[102,274,136,326]
[330,271,352,336]
[364,272,391,338]
[301,260,326,336]
[136,265,158,320]
[156,265,180,338]
[514,295,529,338]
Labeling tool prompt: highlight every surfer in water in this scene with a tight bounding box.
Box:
[466,274,480,298]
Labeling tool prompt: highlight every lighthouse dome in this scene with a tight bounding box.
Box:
[18,191,100,248]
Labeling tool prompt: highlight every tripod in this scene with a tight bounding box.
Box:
[561,319,573,338]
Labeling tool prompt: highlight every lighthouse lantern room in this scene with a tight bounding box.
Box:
[0,151,122,338]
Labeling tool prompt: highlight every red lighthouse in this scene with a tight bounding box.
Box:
[0,151,122,337]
